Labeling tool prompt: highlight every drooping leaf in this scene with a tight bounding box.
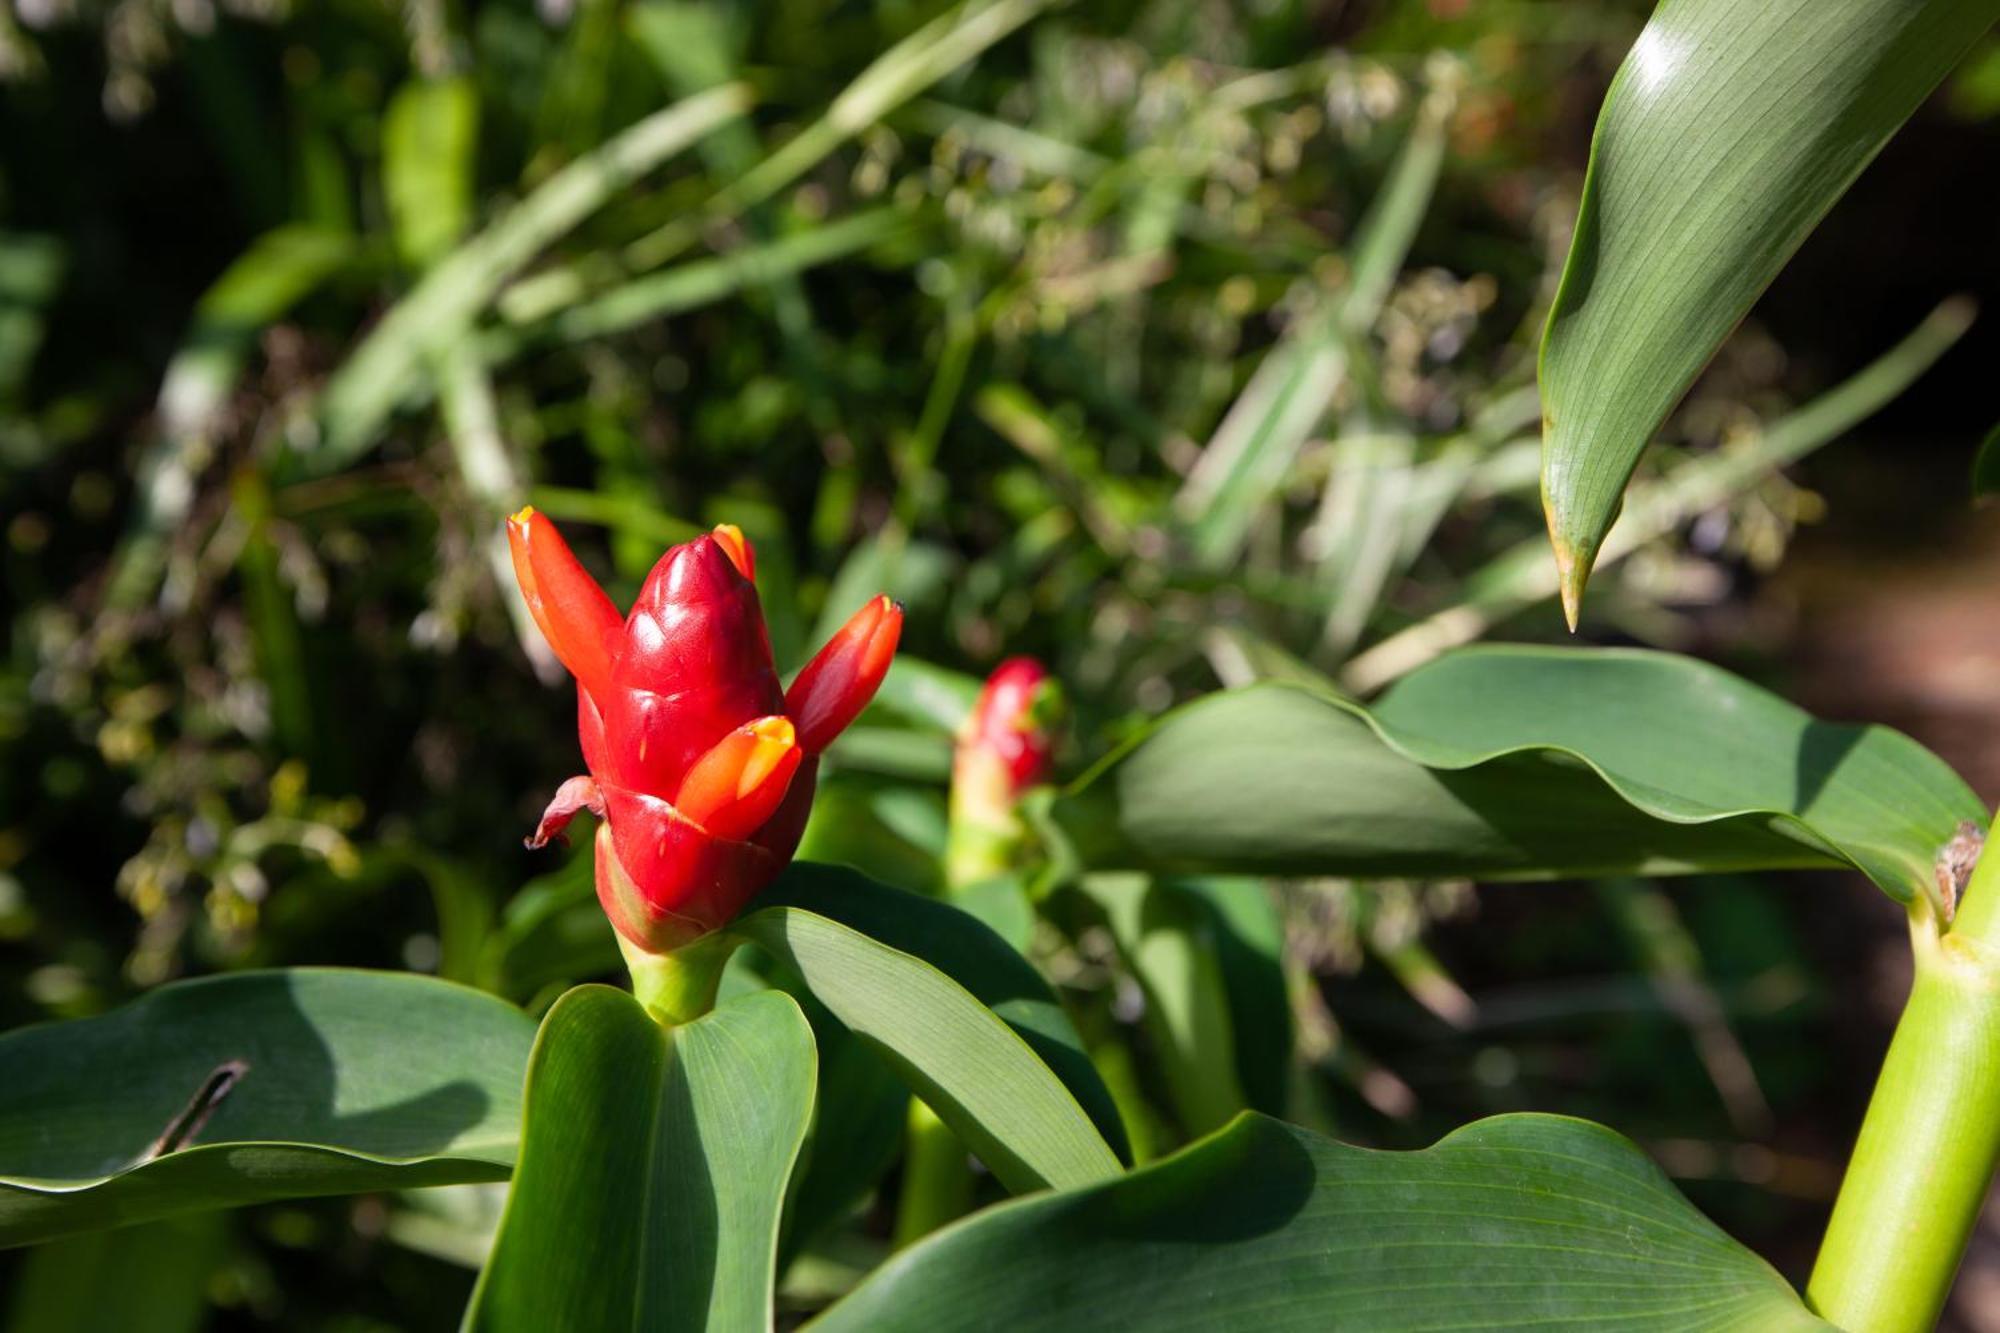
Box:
[0,969,535,1248]
[1538,0,1993,617]
[1059,646,1984,907]
[1347,301,1971,691]
[811,1113,1826,1331]
[465,986,815,1333]
[741,863,1126,1192]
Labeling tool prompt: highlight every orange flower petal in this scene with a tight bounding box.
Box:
[674,715,803,840]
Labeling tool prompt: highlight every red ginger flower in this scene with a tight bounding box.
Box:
[508,510,902,953]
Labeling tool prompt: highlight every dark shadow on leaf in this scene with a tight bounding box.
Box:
[1794,720,1865,817]
[0,972,496,1181]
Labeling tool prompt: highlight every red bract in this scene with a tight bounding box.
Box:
[961,657,1059,795]
[509,510,902,953]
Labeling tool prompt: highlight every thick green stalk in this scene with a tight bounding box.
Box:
[620,931,735,1027]
[1809,814,2000,1331]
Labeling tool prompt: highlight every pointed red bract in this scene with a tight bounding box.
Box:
[786,595,904,755]
[506,508,621,702]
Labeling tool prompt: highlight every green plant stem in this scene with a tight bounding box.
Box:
[1809,812,2000,1331]
[620,931,735,1027]
[893,1099,975,1250]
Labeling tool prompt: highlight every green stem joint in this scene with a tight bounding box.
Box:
[1809,812,2000,1332]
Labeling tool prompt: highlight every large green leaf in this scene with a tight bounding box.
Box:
[1059,646,1983,905]
[1538,0,1994,618]
[0,969,534,1248]
[810,1112,1826,1331]
[465,986,815,1333]
[741,864,1125,1192]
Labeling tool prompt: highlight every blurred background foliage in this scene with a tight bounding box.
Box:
[3,0,1998,1327]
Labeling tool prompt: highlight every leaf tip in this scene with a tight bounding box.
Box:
[1544,506,1590,633]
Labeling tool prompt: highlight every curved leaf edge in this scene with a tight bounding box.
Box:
[733,904,1124,1190]
[1063,644,1984,904]
[811,1108,1818,1329]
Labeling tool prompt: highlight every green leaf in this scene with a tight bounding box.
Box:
[4,1212,226,1333]
[742,863,1126,1192]
[1174,877,1291,1117]
[1059,646,1984,906]
[1080,875,1247,1137]
[810,1113,1826,1331]
[0,969,535,1248]
[465,986,814,1333]
[1974,421,2000,501]
[382,77,479,270]
[1538,0,1993,619]
[1347,301,1971,692]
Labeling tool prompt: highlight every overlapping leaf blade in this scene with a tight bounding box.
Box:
[742,863,1126,1192]
[810,1112,1826,1331]
[0,970,535,1247]
[1059,646,1983,904]
[464,986,815,1333]
[1537,0,1994,616]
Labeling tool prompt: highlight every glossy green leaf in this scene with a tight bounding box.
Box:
[0,969,535,1248]
[1060,646,1984,906]
[811,1113,1826,1331]
[1538,0,1993,618]
[742,864,1125,1192]
[465,986,815,1333]
[1974,421,2000,501]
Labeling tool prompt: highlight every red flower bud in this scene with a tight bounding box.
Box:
[943,657,1062,888]
[512,514,898,952]
[962,656,1059,795]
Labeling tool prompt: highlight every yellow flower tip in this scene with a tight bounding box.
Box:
[711,523,755,580]
[746,715,796,745]
[509,505,537,526]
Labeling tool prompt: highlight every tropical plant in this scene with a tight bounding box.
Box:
[5,0,1998,1329]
